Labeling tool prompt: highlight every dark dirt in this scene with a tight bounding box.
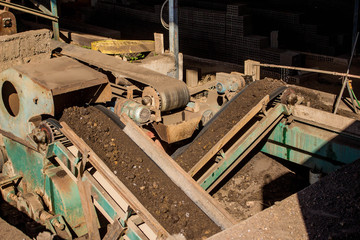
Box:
[291,86,359,119]
[175,78,285,172]
[60,106,220,239]
[208,158,360,240]
[213,152,308,221]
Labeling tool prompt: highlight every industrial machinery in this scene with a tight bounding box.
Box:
[0,1,16,36]
[0,40,360,240]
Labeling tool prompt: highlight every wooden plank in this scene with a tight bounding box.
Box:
[198,104,285,186]
[60,122,169,239]
[188,80,217,95]
[293,105,360,135]
[196,122,259,185]
[185,68,200,87]
[77,178,101,240]
[189,95,270,177]
[120,114,237,230]
[154,33,164,54]
[85,172,152,240]
[102,220,123,240]
[206,113,283,193]
[91,40,155,55]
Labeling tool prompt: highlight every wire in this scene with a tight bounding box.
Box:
[348,80,360,107]
[351,89,360,107]
[160,0,169,30]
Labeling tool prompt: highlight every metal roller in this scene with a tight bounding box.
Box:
[142,84,190,112]
[156,82,190,111]
[54,41,190,112]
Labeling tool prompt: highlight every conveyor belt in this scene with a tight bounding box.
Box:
[52,41,190,112]
[175,79,286,172]
[60,106,220,239]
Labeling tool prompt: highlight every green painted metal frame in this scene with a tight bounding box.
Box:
[261,121,360,173]
[0,0,59,40]
[48,142,142,240]
[2,137,87,237]
[200,104,288,190]
[199,102,360,191]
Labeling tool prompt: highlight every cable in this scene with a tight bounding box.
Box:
[160,0,169,30]
[351,89,360,107]
[348,80,360,107]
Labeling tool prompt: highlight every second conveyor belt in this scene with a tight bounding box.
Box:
[175,78,286,172]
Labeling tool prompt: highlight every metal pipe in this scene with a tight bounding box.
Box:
[334,32,359,114]
[0,0,58,21]
[29,0,53,16]
[256,63,360,80]
[169,0,179,79]
[50,0,59,41]
[353,0,359,51]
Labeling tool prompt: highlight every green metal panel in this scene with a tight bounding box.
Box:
[3,138,86,236]
[200,104,286,190]
[3,137,48,192]
[50,0,59,40]
[262,142,342,173]
[88,179,118,221]
[47,142,80,176]
[262,121,360,173]
[45,167,87,237]
[126,228,143,240]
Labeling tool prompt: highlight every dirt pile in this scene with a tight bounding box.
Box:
[61,106,220,239]
[175,78,285,172]
[208,158,360,240]
[214,152,308,221]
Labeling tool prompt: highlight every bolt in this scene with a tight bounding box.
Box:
[33,130,46,144]
[142,96,152,106]
[52,219,65,230]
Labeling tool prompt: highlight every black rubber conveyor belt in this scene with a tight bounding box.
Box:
[51,41,190,112]
[175,78,286,172]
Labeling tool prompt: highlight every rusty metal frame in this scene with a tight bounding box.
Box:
[0,0,59,40]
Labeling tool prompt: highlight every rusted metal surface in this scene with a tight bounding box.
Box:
[0,68,54,140]
[152,116,201,143]
[262,119,360,173]
[11,57,109,96]
[0,0,58,21]
[52,41,190,112]
[0,57,111,140]
[0,10,16,36]
[59,122,170,239]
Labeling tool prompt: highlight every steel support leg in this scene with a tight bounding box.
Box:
[169,0,179,79]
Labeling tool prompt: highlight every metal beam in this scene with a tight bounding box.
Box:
[353,0,359,51]
[262,121,360,173]
[50,0,59,40]
[169,0,179,79]
[0,0,58,21]
[28,0,52,15]
[255,62,360,80]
